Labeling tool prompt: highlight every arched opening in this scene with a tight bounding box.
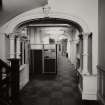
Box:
[0,5,93,103]
[7,17,91,104]
[15,17,83,75]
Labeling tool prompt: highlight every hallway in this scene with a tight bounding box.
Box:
[19,54,81,105]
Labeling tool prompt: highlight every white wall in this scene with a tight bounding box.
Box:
[49,0,98,74]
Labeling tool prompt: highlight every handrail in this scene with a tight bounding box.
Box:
[0,58,20,105]
[0,59,11,104]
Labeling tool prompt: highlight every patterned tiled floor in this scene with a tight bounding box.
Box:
[19,54,82,105]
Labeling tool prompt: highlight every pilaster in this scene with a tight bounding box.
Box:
[16,36,21,59]
[9,33,16,59]
[82,32,89,75]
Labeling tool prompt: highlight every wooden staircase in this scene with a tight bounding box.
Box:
[0,59,20,105]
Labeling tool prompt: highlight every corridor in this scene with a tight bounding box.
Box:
[18,54,81,105]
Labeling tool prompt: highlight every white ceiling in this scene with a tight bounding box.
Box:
[0,0,47,26]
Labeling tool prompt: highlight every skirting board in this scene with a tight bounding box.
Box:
[78,74,97,100]
[82,92,97,100]
[98,93,105,105]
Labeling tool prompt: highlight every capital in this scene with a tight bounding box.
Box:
[8,32,20,39]
[82,32,92,36]
[42,4,51,17]
[82,33,89,40]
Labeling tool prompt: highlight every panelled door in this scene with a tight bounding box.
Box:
[29,44,57,75]
[43,44,57,74]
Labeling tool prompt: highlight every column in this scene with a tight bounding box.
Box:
[73,40,79,68]
[67,39,71,59]
[70,40,73,64]
[71,40,78,68]
[82,33,89,75]
[9,34,15,59]
[78,34,83,73]
[16,36,21,59]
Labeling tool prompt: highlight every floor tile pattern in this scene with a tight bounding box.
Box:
[19,55,81,105]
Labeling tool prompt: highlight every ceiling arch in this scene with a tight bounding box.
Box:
[0,5,90,34]
[16,17,83,32]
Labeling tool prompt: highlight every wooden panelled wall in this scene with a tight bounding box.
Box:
[98,0,105,104]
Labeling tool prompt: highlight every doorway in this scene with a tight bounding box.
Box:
[15,17,84,105]
[26,23,79,78]
[29,44,57,76]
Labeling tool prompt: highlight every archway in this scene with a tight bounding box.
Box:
[14,17,83,73]
[15,17,84,105]
[0,5,94,101]
[0,4,92,82]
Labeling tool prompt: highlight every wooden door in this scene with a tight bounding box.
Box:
[30,50,43,75]
[43,44,57,74]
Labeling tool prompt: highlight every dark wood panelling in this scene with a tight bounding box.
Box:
[0,59,20,104]
[0,59,11,104]
[30,50,43,75]
[44,59,56,73]
[9,59,20,104]
[97,65,105,103]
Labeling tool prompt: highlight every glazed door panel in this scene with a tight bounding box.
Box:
[43,44,57,74]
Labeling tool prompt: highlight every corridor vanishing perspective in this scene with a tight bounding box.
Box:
[0,0,102,105]
[19,54,81,105]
